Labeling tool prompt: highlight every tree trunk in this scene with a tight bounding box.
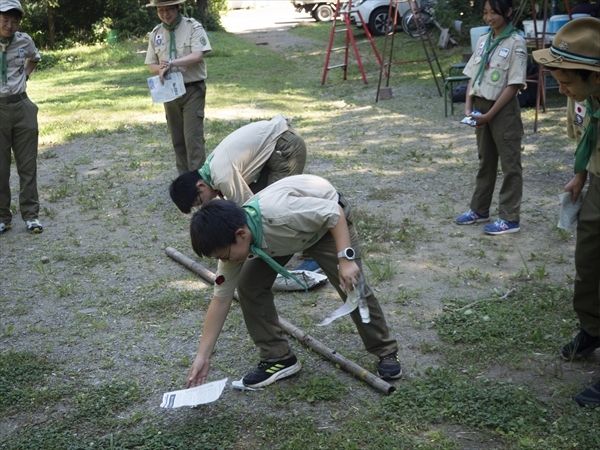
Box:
[196,0,208,14]
[47,2,56,49]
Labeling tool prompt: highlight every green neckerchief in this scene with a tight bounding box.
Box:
[162,13,183,60]
[574,98,600,174]
[0,35,15,84]
[197,153,215,186]
[243,197,308,291]
[473,23,518,86]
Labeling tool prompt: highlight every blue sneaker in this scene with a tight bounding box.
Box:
[456,210,490,225]
[295,258,322,273]
[484,219,520,235]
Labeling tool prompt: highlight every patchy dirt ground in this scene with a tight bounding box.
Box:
[1,3,598,448]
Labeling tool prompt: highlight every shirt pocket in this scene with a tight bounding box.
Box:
[488,57,510,82]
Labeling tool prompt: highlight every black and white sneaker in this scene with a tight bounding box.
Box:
[242,355,302,388]
[561,327,600,360]
[377,351,402,380]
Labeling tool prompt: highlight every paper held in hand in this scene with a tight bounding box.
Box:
[148,72,186,104]
[160,378,227,408]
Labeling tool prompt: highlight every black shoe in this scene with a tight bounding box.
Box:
[377,351,402,380]
[561,327,600,360]
[575,381,600,407]
[242,355,301,388]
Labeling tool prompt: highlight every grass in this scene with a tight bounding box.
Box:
[2,11,599,450]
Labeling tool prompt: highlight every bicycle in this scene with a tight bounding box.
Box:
[401,0,436,38]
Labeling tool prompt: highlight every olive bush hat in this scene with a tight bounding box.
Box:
[146,0,186,7]
[0,0,25,14]
[532,17,600,72]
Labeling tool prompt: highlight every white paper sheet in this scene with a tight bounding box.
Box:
[557,191,583,231]
[148,72,185,104]
[273,270,328,291]
[160,378,227,408]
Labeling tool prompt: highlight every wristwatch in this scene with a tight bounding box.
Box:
[167,59,174,70]
[337,247,356,260]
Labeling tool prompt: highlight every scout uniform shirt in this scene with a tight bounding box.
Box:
[463,32,527,101]
[568,96,600,178]
[208,114,291,205]
[145,17,212,83]
[214,175,340,298]
[0,31,40,96]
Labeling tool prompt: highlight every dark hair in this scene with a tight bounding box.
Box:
[0,9,23,20]
[190,200,246,258]
[484,0,514,22]
[169,170,201,214]
[548,67,593,82]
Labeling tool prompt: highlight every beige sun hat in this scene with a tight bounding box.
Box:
[532,17,600,72]
[145,0,186,8]
[0,0,25,15]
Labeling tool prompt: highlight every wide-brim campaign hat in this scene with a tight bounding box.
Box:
[532,17,600,72]
[145,0,186,8]
[0,0,25,14]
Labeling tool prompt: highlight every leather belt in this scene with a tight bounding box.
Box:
[0,92,28,104]
[184,80,205,88]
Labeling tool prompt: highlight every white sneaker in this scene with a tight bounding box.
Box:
[26,219,43,234]
[0,222,11,234]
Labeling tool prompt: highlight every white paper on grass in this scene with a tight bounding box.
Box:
[557,191,584,231]
[148,72,186,104]
[272,270,328,291]
[160,378,227,408]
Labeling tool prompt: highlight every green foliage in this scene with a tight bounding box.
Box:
[436,283,575,362]
[288,374,348,403]
[0,351,59,410]
[20,0,227,49]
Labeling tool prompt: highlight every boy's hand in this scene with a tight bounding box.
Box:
[186,355,211,388]
[565,172,587,203]
[338,259,360,292]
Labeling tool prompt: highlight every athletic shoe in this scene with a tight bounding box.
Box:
[575,381,600,407]
[377,351,402,380]
[561,327,600,360]
[0,222,11,234]
[484,219,520,235]
[295,258,322,273]
[26,219,43,234]
[242,355,302,388]
[456,210,490,225]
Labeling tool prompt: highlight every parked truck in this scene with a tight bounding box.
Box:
[292,1,341,22]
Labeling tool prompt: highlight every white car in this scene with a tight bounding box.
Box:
[342,0,421,36]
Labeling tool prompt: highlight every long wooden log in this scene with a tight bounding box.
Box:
[165,246,396,395]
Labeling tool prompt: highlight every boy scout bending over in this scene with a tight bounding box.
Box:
[533,17,600,407]
[169,114,307,212]
[186,175,401,388]
[0,0,43,234]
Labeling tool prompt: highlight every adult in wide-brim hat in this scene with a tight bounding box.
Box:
[0,0,25,15]
[145,0,186,7]
[532,17,600,72]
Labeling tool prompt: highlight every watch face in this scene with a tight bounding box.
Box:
[346,248,355,258]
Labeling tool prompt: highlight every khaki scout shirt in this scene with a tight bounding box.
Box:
[567,96,600,177]
[145,17,211,83]
[0,31,40,96]
[209,114,291,205]
[214,175,340,298]
[463,32,527,101]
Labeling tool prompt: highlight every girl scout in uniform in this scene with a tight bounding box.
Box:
[456,0,527,235]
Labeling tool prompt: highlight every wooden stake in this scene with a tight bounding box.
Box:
[165,247,397,395]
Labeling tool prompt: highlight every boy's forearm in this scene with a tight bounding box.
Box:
[196,295,233,358]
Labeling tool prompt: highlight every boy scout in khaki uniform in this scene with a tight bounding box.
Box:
[0,0,43,234]
[145,0,211,174]
[169,114,307,213]
[533,17,600,407]
[185,175,401,389]
[456,1,527,235]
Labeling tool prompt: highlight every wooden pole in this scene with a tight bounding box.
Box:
[165,247,397,395]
